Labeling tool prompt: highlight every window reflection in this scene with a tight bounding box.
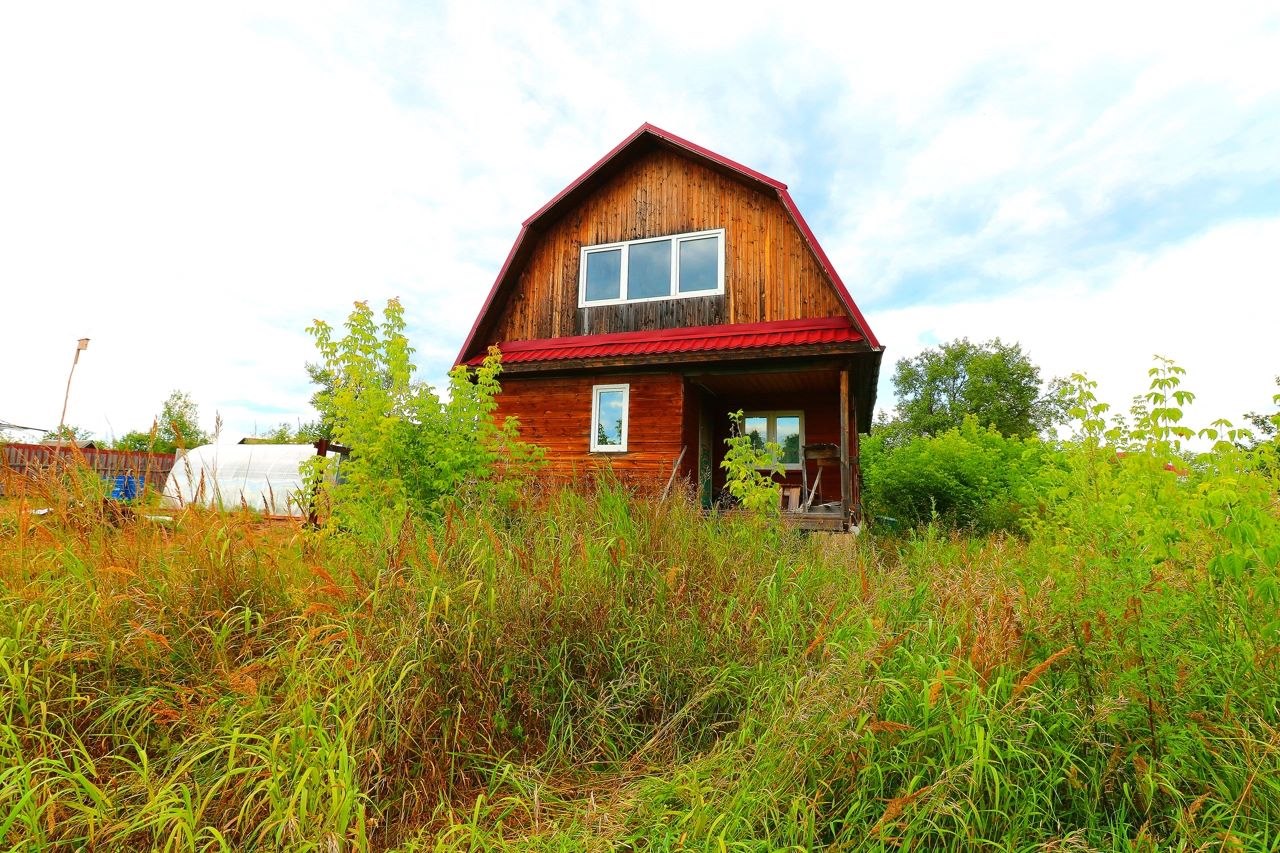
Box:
[596,389,625,446]
[585,249,622,302]
[741,412,804,468]
[678,237,718,292]
[628,240,670,299]
[776,416,800,464]
[745,416,768,452]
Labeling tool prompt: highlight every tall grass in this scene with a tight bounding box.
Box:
[1,441,1278,849]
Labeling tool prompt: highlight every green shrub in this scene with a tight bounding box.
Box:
[863,415,1052,532]
[306,298,539,534]
[720,410,784,517]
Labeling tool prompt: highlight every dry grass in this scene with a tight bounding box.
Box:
[1,454,1279,850]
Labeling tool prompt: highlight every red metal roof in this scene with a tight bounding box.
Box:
[456,123,882,366]
[466,317,864,366]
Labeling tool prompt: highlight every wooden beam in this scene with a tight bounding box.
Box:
[660,446,687,501]
[698,393,715,509]
[839,367,851,530]
[851,398,861,525]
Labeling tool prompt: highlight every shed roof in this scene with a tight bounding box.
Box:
[456,123,882,365]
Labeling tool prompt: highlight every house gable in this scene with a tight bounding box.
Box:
[457,124,881,365]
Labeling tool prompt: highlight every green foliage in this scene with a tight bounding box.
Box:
[156,390,209,451]
[891,337,1066,439]
[112,390,210,454]
[40,424,95,444]
[302,361,340,440]
[305,298,539,531]
[1242,374,1280,448]
[110,429,156,452]
[720,409,783,517]
[863,416,1051,532]
[245,420,326,444]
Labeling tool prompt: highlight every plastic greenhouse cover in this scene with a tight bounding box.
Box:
[161,443,339,516]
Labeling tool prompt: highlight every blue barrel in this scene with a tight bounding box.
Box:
[109,474,142,501]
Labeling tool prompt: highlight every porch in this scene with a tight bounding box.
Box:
[681,359,871,532]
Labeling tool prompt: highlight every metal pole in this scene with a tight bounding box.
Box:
[56,338,90,446]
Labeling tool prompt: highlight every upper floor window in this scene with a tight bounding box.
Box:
[579,228,724,307]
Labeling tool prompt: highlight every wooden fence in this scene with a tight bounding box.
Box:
[0,442,176,496]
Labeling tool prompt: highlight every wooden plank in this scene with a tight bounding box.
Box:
[485,146,850,346]
[783,511,845,532]
[839,368,851,530]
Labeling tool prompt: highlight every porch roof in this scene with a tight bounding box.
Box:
[466,317,865,367]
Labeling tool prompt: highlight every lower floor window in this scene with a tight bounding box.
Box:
[592,384,629,452]
[743,412,803,468]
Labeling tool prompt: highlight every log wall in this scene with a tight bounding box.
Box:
[495,373,687,485]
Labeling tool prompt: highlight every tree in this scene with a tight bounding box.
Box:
[244,421,326,444]
[158,390,209,450]
[42,424,95,444]
[890,338,1065,439]
[111,390,210,454]
[303,361,338,439]
[112,430,156,452]
[1241,375,1279,448]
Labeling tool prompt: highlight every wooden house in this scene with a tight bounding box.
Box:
[456,124,883,530]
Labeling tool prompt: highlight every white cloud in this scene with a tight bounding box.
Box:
[872,217,1280,427]
[0,1,1276,442]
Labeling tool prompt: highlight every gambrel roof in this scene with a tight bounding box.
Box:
[456,123,881,366]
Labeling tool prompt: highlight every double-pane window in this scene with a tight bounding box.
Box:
[743,412,803,468]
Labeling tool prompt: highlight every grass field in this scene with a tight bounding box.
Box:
[1,451,1279,850]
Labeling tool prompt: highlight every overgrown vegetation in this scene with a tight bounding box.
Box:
[862,415,1051,532]
[304,298,539,532]
[1,352,1278,849]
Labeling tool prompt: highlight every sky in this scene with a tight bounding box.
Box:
[1,1,1277,443]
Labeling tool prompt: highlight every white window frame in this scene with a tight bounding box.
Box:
[578,228,725,307]
[591,384,630,453]
[743,411,805,471]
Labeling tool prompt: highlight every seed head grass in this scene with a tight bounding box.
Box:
[1,461,1277,850]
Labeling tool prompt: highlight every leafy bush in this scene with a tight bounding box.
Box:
[720,409,783,517]
[863,415,1053,532]
[306,298,539,533]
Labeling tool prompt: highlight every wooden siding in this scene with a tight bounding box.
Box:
[486,147,848,345]
[495,373,687,485]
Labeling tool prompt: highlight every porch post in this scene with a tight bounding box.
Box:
[839,367,851,529]
[852,400,860,524]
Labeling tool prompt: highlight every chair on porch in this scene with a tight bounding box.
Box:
[799,443,840,512]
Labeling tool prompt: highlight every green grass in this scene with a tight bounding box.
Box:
[1,455,1278,850]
